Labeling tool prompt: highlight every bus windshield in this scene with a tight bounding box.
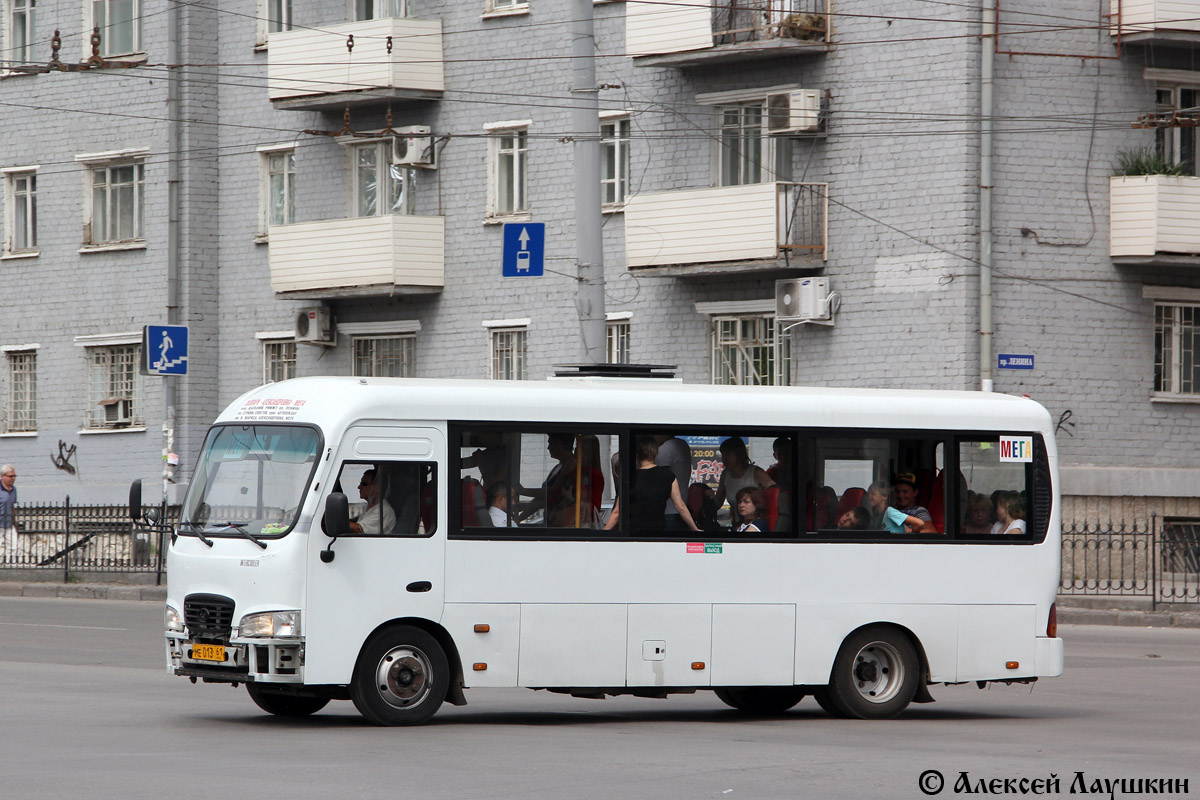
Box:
[180,425,321,538]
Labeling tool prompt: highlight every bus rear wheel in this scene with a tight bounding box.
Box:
[246,683,330,717]
[714,686,806,714]
[825,625,919,720]
[351,625,448,726]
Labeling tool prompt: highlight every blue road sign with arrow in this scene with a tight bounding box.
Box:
[502,222,545,277]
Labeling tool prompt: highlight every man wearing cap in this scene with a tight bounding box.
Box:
[892,472,932,525]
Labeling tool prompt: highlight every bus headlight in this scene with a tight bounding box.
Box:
[165,604,184,633]
[239,610,301,639]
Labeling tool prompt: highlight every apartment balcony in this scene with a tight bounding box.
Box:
[1111,0,1200,47]
[269,215,444,298]
[267,18,443,111]
[1110,175,1200,266]
[624,182,827,275]
[626,0,830,68]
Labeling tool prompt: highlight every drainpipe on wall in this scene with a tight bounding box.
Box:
[164,0,181,501]
[979,4,995,393]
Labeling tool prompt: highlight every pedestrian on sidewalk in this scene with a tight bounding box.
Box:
[0,464,17,557]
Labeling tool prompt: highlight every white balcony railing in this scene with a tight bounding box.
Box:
[624,182,827,269]
[1110,175,1200,259]
[1111,0,1200,36]
[627,0,830,60]
[269,214,444,295]
[268,18,443,105]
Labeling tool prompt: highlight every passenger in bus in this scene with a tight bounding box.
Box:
[603,436,699,533]
[518,433,577,525]
[993,492,1027,535]
[734,486,768,534]
[767,437,793,488]
[714,437,775,528]
[349,469,397,534]
[486,481,512,527]
[654,434,693,532]
[891,472,933,525]
[865,481,936,534]
[573,433,607,528]
[688,482,721,532]
[836,506,870,530]
[961,491,995,534]
[461,432,510,488]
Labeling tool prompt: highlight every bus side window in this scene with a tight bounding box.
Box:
[958,438,1032,537]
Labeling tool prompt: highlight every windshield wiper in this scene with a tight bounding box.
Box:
[216,522,268,550]
[177,521,214,547]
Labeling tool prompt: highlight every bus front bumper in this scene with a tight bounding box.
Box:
[167,632,305,684]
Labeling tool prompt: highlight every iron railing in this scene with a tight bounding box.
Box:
[713,0,831,46]
[2,498,176,583]
[1060,516,1200,607]
[777,181,827,259]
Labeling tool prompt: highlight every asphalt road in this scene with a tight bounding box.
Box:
[1,596,1196,800]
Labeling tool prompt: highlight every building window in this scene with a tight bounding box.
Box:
[85,344,142,429]
[261,147,295,230]
[2,169,37,256]
[262,339,296,384]
[4,350,36,433]
[712,314,790,386]
[351,141,415,217]
[487,123,528,218]
[86,161,145,245]
[601,115,630,207]
[486,0,527,12]
[90,0,143,56]
[354,335,415,378]
[256,0,292,45]
[1156,87,1197,176]
[717,101,790,187]
[490,328,527,380]
[356,0,407,19]
[7,0,36,66]
[1155,303,1199,396]
[606,319,630,364]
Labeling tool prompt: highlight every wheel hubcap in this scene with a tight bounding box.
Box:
[851,641,904,704]
[375,646,432,708]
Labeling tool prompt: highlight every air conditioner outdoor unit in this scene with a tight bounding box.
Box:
[101,398,132,426]
[392,126,434,167]
[776,277,831,322]
[767,89,821,134]
[295,307,334,345]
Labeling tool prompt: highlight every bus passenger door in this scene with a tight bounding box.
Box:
[304,426,446,686]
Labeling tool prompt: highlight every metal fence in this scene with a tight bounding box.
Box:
[712,0,830,46]
[2,499,176,583]
[1060,516,1200,607]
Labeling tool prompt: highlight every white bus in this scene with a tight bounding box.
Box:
[148,371,1063,725]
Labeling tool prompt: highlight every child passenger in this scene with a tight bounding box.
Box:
[734,486,769,534]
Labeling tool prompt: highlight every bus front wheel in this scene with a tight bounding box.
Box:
[246,683,330,717]
[713,687,806,714]
[825,625,919,720]
[351,625,448,726]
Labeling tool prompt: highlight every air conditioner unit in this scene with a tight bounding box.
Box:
[776,277,831,322]
[295,307,334,345]
[392,126,434,167]
[101,398,132,426]
[767,89,821,134]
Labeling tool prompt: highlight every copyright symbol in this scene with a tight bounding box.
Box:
[919,770,944,795]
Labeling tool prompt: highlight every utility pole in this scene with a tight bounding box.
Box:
[571,0,607,364]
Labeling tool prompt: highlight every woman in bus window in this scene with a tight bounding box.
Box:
[714,437,775,527]
[994,492,1027,535]
[734,486,768,534]
[603,437,699,533]
[962,491,995,534]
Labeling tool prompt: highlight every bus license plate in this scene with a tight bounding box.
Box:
[192,644,226,662]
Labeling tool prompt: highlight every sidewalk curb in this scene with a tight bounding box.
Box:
[0,582,166,602]
[1058,606,1200,629]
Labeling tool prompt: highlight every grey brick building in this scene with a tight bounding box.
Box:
[0,1,1197,523]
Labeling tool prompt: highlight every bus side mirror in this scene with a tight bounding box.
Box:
[324,492,349,538]
[129,479,143,522]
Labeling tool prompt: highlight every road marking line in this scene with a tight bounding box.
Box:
[0,622,128,631]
